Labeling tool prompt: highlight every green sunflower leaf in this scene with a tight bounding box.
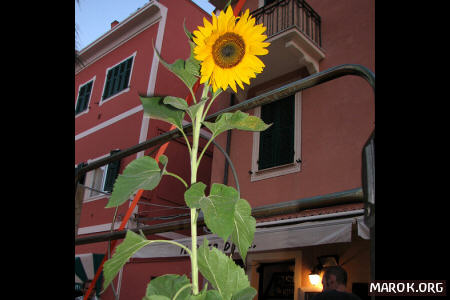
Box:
[140,96,185,130]
[231,287,257,300]
[185,41,201,77]
[163,96,189,110]
[184,183,238,241]
[144,274,191,300]
[188,287,222,300]
[143,296,170,300]
[184,182,207,209]
[103,231,153,292]
[197,239,251,300]
[203,111,271,138]
[184,183,255,260]
[201,183,239,241]
[186,99,207,121]
[105,156,165,208]
[183,19,194,41]
[153,44,199,90]
[230,198,256,262]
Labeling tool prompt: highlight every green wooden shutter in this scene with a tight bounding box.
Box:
[103,71,113,99]
[258,95,295,169]
[75,81,92,115]
[102,57,133,100]
[103,150,121,192]
[123,57,133,90]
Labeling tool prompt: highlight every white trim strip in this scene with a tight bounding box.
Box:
[75,105,143,141]
[137,2,168,159]
[77,222,122,235]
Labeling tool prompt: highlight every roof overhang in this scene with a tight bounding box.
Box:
[75,0,164,74]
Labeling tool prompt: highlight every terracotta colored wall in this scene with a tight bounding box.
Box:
[210,0,375,208]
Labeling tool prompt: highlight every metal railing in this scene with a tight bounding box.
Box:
[251,0,322,47]
[75,63,375,245]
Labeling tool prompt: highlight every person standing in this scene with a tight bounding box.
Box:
[312,266,362,300]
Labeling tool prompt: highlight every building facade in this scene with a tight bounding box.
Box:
[75,1,217,299]
[75,0,374,299]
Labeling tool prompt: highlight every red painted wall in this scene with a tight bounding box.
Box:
[210,0,375,207]
[75,1,215,299]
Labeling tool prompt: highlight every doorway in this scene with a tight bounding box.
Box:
[257,260,295,300]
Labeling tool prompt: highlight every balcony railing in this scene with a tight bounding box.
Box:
[252,0,322,47]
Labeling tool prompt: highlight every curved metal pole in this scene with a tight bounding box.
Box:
[75,64,374,185]
[199,133,240,198]
[206,64,374,121]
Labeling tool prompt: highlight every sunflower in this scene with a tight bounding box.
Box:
[193,6,270,93]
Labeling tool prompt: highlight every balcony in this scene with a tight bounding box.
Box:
[249,0,326,88]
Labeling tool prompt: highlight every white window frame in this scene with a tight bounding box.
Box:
[100,51,137,105]
[250,91,302,181]
[75,76,96,118]
[82,153,111,202]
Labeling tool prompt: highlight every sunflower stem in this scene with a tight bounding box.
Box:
[189,85,207,295]
[202,88,222,121]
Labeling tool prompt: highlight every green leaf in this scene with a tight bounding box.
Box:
[153,45,199,90]
[144,274,191,300]
[231,287,257,300]
[184,182,207,209]
[203,111,271,138]
[185,183,238,241]
[143,295,171,300]
[204,290,222,300]
[163,96,189,110]
[158,154,169,168]
[106,156,164,208]
[189,288,222,300]
[185,184,255,257]
[205,184,239,240]
[103,231,153,291]
[197,239,250,300]
[183,19,194,41]
[185,41,201,77]
[140,96,185,130]
[230,199,256,262]
[186,99,207,121]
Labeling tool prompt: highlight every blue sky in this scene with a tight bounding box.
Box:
[75,0,216,51]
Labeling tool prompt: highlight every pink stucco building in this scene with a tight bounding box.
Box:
[75,0,374,299]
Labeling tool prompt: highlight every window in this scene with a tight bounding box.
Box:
[102,56,134,101]
[251,92,302,181]
[258,94,295,170]
[75,80,93,115]
[86,150,121,199]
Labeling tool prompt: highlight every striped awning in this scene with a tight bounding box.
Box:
[75,253,104,296]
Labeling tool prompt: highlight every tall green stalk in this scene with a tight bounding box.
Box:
[189,84,208,295]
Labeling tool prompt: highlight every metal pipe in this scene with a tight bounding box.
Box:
[75,187,362,245]
[75,64,374,185]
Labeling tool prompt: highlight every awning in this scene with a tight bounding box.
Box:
[133,216,366,259]
[75,253,105,296]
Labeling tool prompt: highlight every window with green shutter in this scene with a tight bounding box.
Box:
[258,95,295,170]
[102,56,134,101]
[88,150,121,197]
[75,81,93,115]
[103,150,121,192]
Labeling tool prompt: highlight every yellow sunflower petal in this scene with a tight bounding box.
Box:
[193,6,269,93]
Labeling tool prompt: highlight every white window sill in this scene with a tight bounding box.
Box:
[250,162,301,182]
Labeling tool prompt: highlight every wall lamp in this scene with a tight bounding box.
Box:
[309,255,339,285]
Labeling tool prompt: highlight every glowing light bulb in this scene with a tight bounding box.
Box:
[309,274,321,285]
